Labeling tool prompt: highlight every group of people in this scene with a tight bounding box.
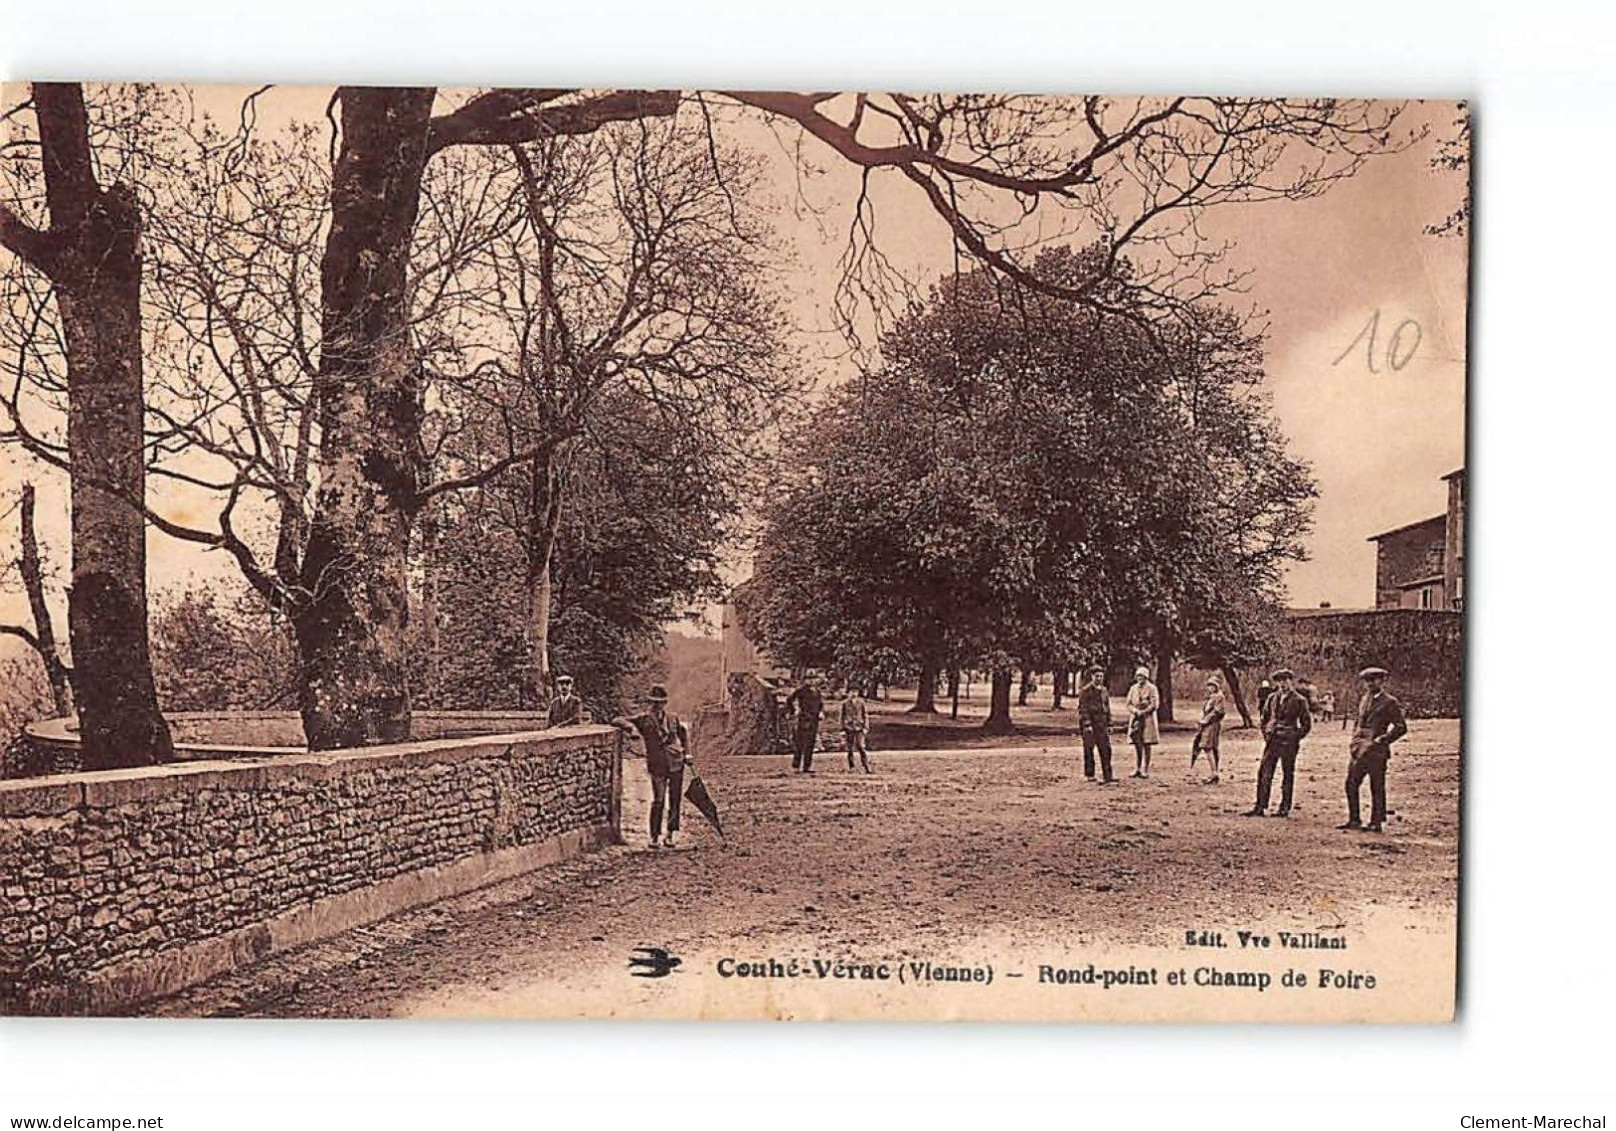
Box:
[783,675,872,775]
[1089,663,1409,833]
[1077,664,1222,784]
[772,662,1411,833]
[559,654,1413,850]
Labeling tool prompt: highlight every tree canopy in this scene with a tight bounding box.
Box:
[747,248,1314,727]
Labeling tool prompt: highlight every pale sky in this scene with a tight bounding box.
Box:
[0,89,1467,638]
[732,95,1468,610]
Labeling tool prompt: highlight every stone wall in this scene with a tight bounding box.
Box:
[0,726,620,1015]
[1279,609,1463,718]
[7,710,555,779]
[1171,608,1464,722]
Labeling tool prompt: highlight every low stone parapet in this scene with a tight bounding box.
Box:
[0,725,621,1015]
[11,710,559,778]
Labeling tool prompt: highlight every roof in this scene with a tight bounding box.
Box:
[1396,574,1445,590]
[1367,513,1446,542]
[1442,467,1466,481]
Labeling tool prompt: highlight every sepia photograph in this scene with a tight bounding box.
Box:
[0,82,1468,1023]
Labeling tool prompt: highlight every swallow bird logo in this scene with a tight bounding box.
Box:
[628,946,682,978]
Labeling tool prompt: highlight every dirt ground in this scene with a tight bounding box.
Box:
[145,702,1460,1021]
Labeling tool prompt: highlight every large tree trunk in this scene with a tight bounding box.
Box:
[983,668,1015,735]
[1050,668,1066,711]
[908,659,939,713]
[295,88,436,750]
[1221,663,1254,728]
[1155,649,1175,724]
[30,84,173,770]
[17,484,73,717]
[522,448,566,704]
[418,503,442,709]
[1018,669,1034,706]
[947,668,961,720]
[525,564,555,703]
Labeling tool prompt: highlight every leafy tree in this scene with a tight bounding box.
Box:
[750,249,1314,732]
[148,584,297,711]
[425,400,738,717]
[0,650,54,772]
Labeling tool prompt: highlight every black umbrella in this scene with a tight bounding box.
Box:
[683,771,724,839]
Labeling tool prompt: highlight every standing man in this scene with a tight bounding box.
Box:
[546,674,584,728]
[1257,678,1275,717]
[1246,667,1312,818]
[840,682,873,773]
[786,674,825,773]
[1077,666,1115,784]
[1339,666,1409,833]
[612,685,691,849]
[1125,666,1160,779]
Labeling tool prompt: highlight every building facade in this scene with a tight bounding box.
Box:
[718,595,789,701]
[1443,467,1465,612]
[1370,467,1466,611]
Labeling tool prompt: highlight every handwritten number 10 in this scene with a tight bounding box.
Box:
[1333,309,1422,373]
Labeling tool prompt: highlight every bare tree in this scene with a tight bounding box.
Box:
[0,483,74,716]
[1426,103,1470,239]
[0,83,173,768]
[422,121,792,697]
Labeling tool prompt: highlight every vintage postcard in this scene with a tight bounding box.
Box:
[0,84,1467,1021]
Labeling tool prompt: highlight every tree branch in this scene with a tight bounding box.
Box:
[417,429,584,502]
[0,622,41,649]
[0,202,63,275]
[427,89,681,153]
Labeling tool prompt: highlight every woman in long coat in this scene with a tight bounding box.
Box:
[1125,666,1160,778]
[1191,676,1227,784]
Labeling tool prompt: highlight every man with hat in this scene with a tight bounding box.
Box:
[785,674,825,773]
[612,685,692,849]
[1340,666,1408,833]
[1245,667,1312,818]
[546,674,584,728]
[1076,665,1116,784]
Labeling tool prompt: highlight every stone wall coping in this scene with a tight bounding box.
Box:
[0,724,621,811]
[23,709,555,752]
[1283,607,1462,622]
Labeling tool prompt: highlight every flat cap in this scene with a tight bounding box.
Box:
[1270,668,1294,680]
[1358,666,1388,680]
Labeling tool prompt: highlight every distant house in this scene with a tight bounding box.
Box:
[718,586,790,699]
[1369,468,1466,612]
